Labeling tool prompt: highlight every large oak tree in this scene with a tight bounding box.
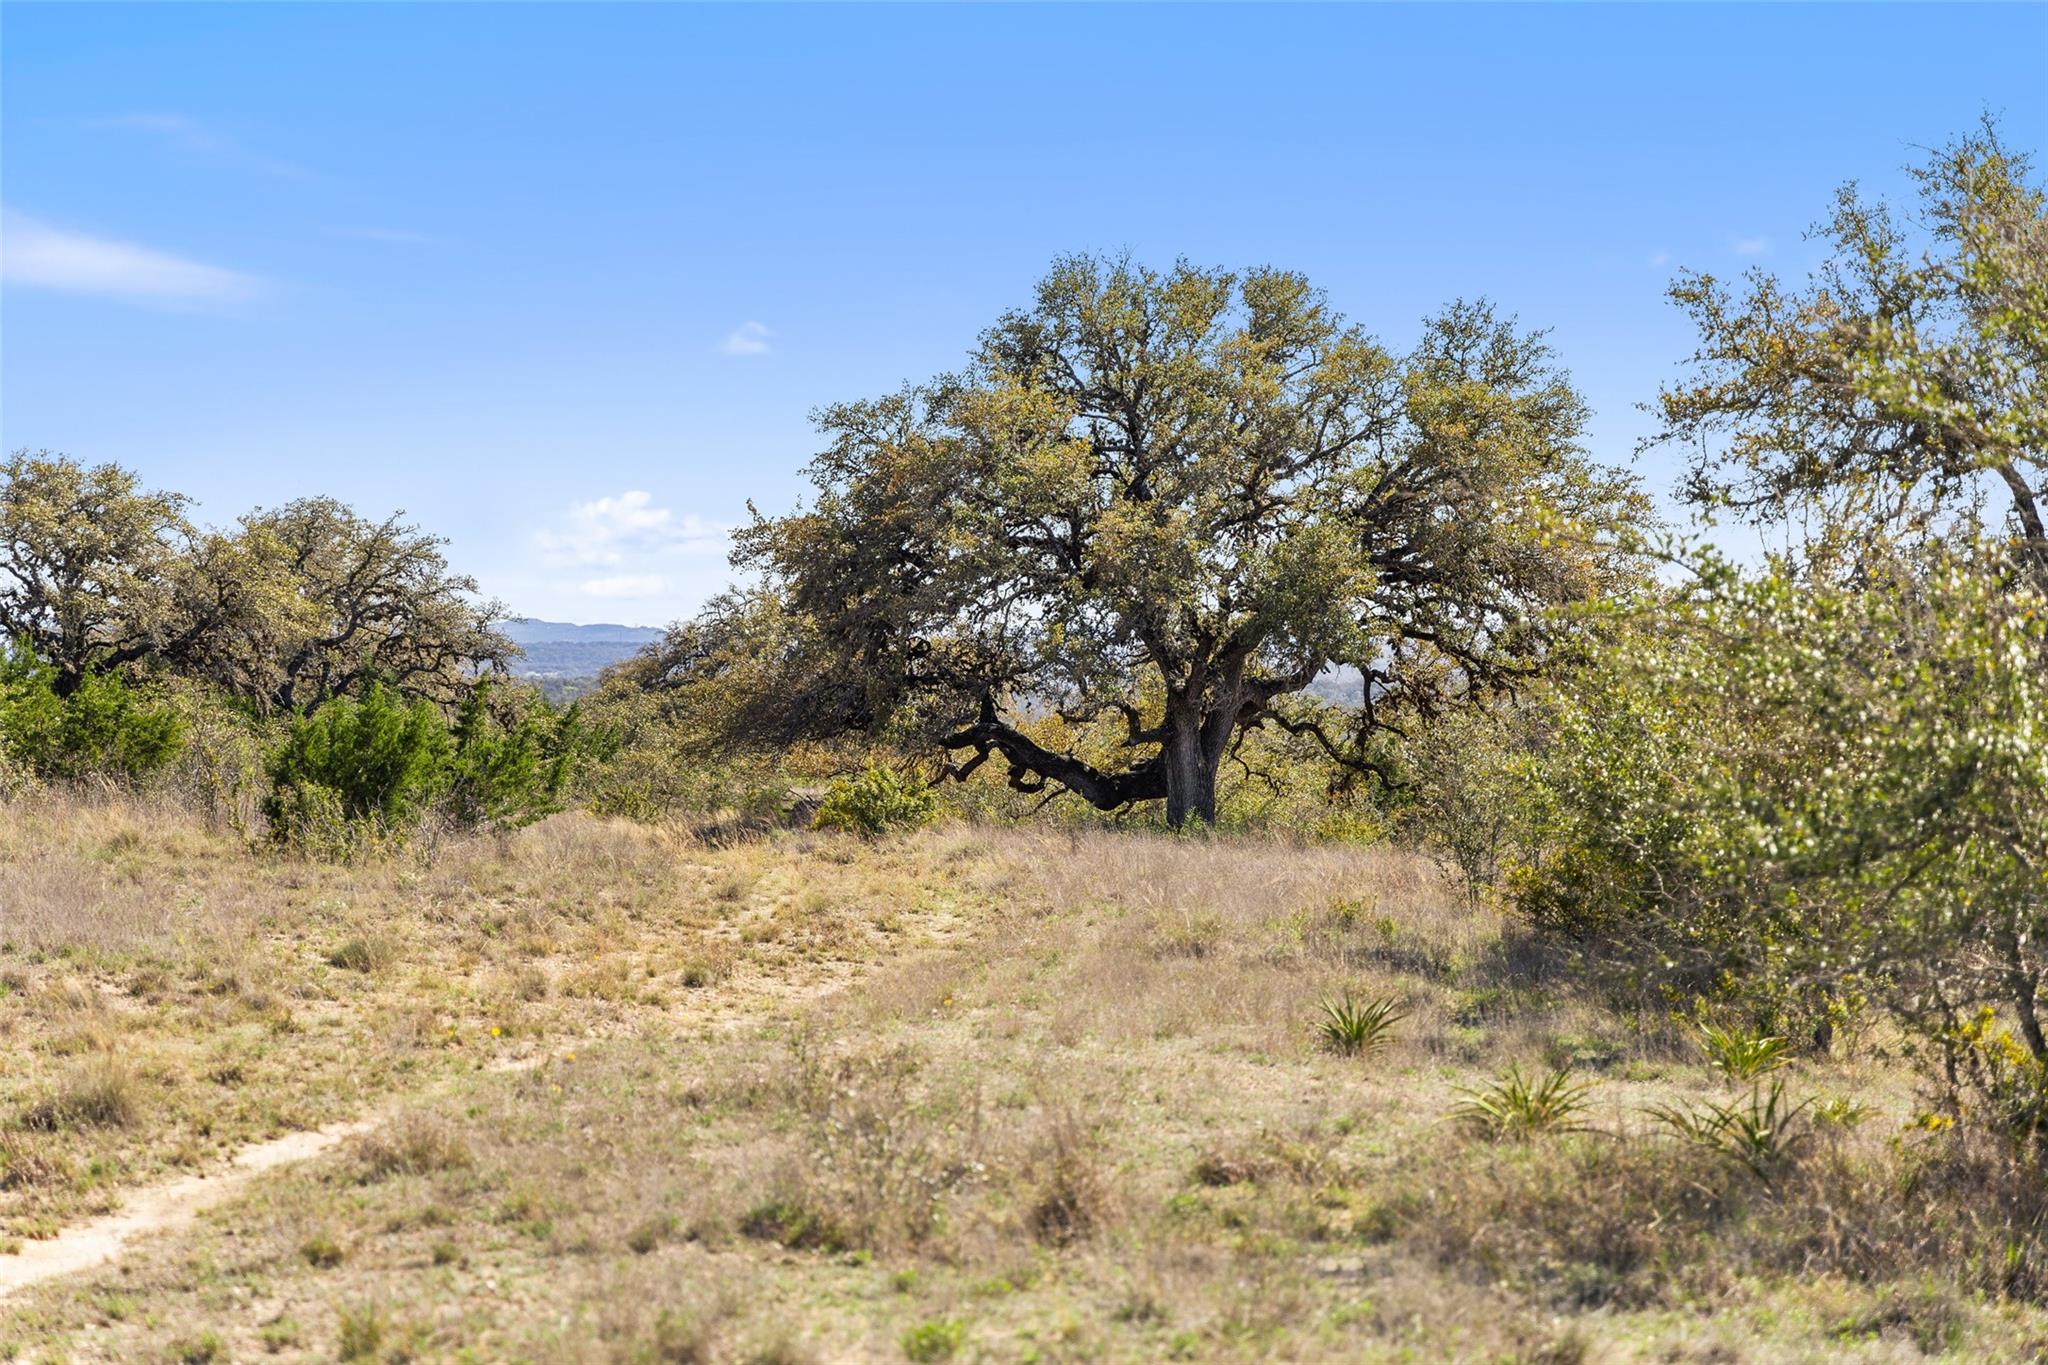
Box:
[671,257,1642,825]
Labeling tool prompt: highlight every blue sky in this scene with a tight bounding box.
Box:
[4,4,2043,625]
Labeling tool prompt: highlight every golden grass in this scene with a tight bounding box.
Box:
[4,806,2047,1361]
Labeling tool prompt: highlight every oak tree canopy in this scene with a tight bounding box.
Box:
[641,256,1644,825]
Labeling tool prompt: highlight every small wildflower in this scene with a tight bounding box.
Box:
[490,1026,502,1038]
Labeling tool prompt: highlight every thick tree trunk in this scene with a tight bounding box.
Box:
[1162,720,1219,829]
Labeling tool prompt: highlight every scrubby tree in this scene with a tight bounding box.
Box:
[0,640,184,781]
[1520,544,2048,1149]
[687,256,1640,825]
[0,451,195,693]
[1655,120,2046,580]
[2,452,513,715]
[208,498,514,713]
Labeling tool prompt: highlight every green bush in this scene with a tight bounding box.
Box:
[442,678,591,829]
[266,677,599,853]
[267,681,451,829]
[0,642,184,782]
[1517,545,2048,1159]
[813,765,936,837]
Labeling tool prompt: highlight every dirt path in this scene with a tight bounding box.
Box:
[0,1118,374,1302]
[0,962,926,1306]
[0,1052,554,1306]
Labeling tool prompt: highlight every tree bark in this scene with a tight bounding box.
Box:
[1162,717,1219,829]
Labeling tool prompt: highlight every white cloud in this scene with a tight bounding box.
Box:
[1648,249,1672,268]
[578,574,670,600]
[1,207,260,306]
[91,113,314,182]
[719,320,774,356]
[535,490,728,609]
[1733,237,1771,256]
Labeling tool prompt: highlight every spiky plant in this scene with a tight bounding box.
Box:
[1315,993,1405,1058]
[1453,1063,1595,1140]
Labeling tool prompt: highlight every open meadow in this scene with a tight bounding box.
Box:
[5,795,2045,1363]
[6,15,2047,1359]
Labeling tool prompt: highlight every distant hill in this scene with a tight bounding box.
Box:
[502,618,665,684]
[501,618,667,646]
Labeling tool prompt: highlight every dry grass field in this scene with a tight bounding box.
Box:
[4,798,2046,1362]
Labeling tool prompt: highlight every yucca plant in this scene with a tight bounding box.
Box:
[1315,992,1405,1057]
[1452,1063,1595,1140]
[1811,1094,1875,1128]
[1696,1022,1793,1081]
[1649,1079,1813,1180]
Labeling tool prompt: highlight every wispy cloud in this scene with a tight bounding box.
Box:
[90,112,315,182]
[1733,237,1771,256]
[577,574,671,600]
[1,207,261,306]
[1648,249,1672,268]
[719,320,774,356]
[535,490,727,606]
[326,225,439,245]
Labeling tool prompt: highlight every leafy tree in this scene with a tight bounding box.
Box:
[1654,120,2046,582]
[1518,543,2048,1153]
[0,451,195,694]
[685,255,1641,825]
[2,454,515,713]
[199,498,514,713]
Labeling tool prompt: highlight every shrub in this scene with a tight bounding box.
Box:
[900,1318,966,1363]
[0,642,184,782]
[1027,1109,1112,1246]
[1515,547,2048,1160]
[351,1112,471,1182]
[301,1233,347,1268]
[813,766,936,837]
[334,1302,384,1360]
[1314,992,1405,1057]
[267,681,451,830]
[1649,1080,1813,1181]
[1697,1022,1792,1081]
[19,1056,141,1131]
[1454,1064,1596,1140]
[441,677,589,829]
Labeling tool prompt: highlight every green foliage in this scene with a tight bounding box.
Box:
[900,1318,966,1363]
[1453,1063,1596,1140]
[0,641,184,782]
[1314,992,1405,1057]
[0,450,192,693]
[813,766,937,837]
[1515,543,2048,1156]
[1388,702,1542,899]
[442,678,590,829]
[265,677,592,852]
[267,681,452,829]
[1649,1080,1814,1181]
[1,452,512,714]
[680,257,1644,826]
[1697,1022,1793,1082]
[1653,121,2046,587]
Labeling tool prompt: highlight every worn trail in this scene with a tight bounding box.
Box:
[0,1119,373,1302]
